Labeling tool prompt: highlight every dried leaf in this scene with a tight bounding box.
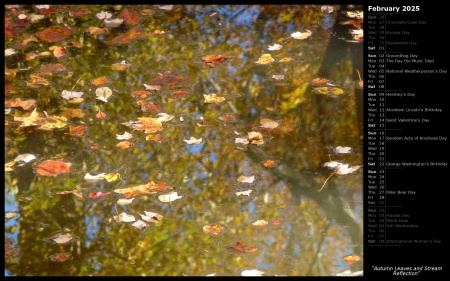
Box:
[203,93,225,104]
[111,60,132,71]
[143,84,161,91]
[95,86,113,102]
[67,125,87,136]
[50,252,71,262]
[203,224,224,235]
[156,113,175,122]
[252,220,268,226]
[259,118,278,129]
[150,70,188,88]
[290,30,312,40]
[61,90,84,100]
[116,141,134,149]
[5,98,36,110]
[332,146,354,155]
[131,90,152,98]
[170,90,188,99]
[218,114,236,122]
[263,160,276,167]
[158,192,183,202]
[335,164,362,175]
[343,254,361,264]
[267,43,282,51]
[114,181,169,198]
[27,74,50,87]
[49,46,67,58]
[226,241,257,254]
[113,212,136,223]
[135,117,164,134]
[104,173,120,182]
[104,18,124,28]
[84,173,106,182]
[117,198,135,205]
[131,220,148,230]
[278,57,293,63]
[90,76,110,87]
[14,153,36,164]
[116,132,133,140]
[119,8,142,25]
[248,131,264,145]
[96,10,112,20]
[255,54,274,65]
[137,100,161,113]
[106,27,148,45]
[183,137,203,145]
[69,8,92,17]
[235,137,249,145]
[35,159,72,177]
[35,26,76,43]
[235,189,252,196]
[202,54,231,68]
[48,233,74,245]
[146,134,164,143]
[88,191,110,199]
[84,26,109,35]
[153,29,165,35]
[96,110,107,119]
[323,161,343,170]
[237,175,255,183]
[141,211,163,223]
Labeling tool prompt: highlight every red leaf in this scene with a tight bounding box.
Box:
[226,241,258,254]
[119,8,142,25]
[88,191,110,199]
[35,26,77,43]
[35,159,72,177]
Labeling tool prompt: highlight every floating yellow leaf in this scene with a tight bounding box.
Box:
[114,181,169,198]
[203,93,225,104]
[255,54,274,65]
[203,224,224,235]
[278,57,293,63]
[14,109,67,130]
[104,173,120,182]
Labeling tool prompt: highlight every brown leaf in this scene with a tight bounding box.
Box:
[150,70,188,88]
[50,252,71,262]
[90,76,110,86]
[203,224,224,235]
[259,118,278,129]
[36,159,72,177]
[146,134,164,143]
[137,100,162,113]
[61,108,86,119]
[35,26,76,43]
[263,160,277,167]
[119,8,142,25]
[27,74,50,88]
[37,63,67,76]
[69,8,92,17]
[202,54,231,68]
[106,27,148,45]
[131,90,152,98]
[136,117,164,133]
[226,241,258,254]
[14,109,67,130]
[170,90,188,99]
[114,181,169,198]
[218,114,236,122]
[5,98,36,110]
[67,125,87,136]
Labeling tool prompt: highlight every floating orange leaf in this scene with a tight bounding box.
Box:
[36,159,72,177]
[203,224,224,235]
[106,27,148,45]
[146,134,164,143]
[136,117,164,133]
[271,220,281,225]
[119,8,142,25]
[114,181,169,198]
[343,255,361,264]
[153,29,165,35]
[278,57,293,63]
[90,76,110,86]
[67,125,87,136]
[96,110,107,119]
[5,98,36,110]
[226,241,258,254]
[263,160,277,167]
[202,54,231,68]
[131,90,152,98]
[116,141,134,149]
[35,26,76,43]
